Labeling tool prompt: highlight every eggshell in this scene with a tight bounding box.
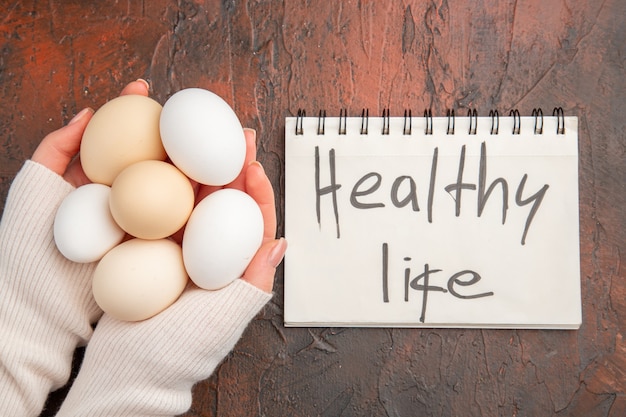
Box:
[159,88,246,186]
[109,160,194,240]
[182,189,264,290]
[92,238,188,321]
[80,95,166,185]
[53,183,125,263]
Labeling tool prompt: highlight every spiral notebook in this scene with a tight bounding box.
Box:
[284,109,580,329]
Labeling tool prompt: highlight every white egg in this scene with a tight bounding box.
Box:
[159,88,246,186]
[54,183,125,263]
[182,189,264,290]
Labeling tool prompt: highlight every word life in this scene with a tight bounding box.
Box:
[381,243,494,323]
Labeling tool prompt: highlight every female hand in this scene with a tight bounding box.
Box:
[189,128,285,293]
[31,80,150,187]
[52,84,286,417]
[32,79,285,293]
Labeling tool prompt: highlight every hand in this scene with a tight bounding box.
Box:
[53,97,286,417]
[0,82,151,417]
[189,128,285,293]
[240,158,286,293]
[32,79,285,293]
[31,79,150,187]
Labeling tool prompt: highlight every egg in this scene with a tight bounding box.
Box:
[80,94,166,185]
[92,238,188,321]
[109,160,195,240]
[53,183,125,263]
[159,88,246,186]
[182,189,264,290]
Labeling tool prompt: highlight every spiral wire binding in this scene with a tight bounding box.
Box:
[532,108,543,134]
[510,109,521,135]
[295,109,305,135]
[382,109,390,135]
[339,109,347,135]
[446,109,455,135]
[317,110,326,135]
[360,108,369,135]
[403,109,412,135]
[424,109,433,135]
[489,109,499,135]
[468,108,478,135]
[294,107,566,136]
[553,107,565,134]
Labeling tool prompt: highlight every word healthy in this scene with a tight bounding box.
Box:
[314,141,549,245]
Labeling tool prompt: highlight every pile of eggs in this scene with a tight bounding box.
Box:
[53,88,264,322]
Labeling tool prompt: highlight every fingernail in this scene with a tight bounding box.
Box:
[244,127,257,144]
[68,107,93,125]
[248,160,264,172]
[136,78,150,91]
[268,237,287,268]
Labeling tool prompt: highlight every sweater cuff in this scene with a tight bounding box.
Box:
[0,160,74,235]
[55,280,272,417]
[0,161,100,416]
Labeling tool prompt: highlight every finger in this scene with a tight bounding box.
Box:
[226,128,257,192]
[241,237,287,293]
[31,79,150,185]
[119,79,150,97]
[245,161,277,242]
[63,155,92,188]
[31,107,94,179]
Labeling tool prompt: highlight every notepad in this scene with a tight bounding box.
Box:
[284,110,580,329]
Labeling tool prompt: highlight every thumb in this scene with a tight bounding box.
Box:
[241,238,287,293]
[31,107,93,177]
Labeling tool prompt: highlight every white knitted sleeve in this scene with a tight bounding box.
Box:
[0,161,102,416]
[56,280,272,416]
